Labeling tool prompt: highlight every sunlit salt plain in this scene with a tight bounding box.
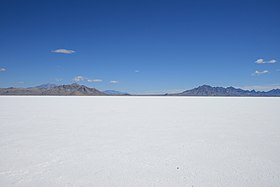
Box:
[0,96,280,186]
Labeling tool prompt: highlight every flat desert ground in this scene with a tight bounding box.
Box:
[0,96,280,186]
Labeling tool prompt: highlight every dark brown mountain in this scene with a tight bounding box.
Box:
[0,83,106,96]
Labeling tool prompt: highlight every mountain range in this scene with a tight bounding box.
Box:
[0,84,280,96]
[170,85,280,96]
[0,83,105,96]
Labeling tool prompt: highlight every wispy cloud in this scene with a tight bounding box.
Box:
[255,59,265,64]
[254,70,269,75]
[73,76,86,82]
[73,76,103,83]
[88,79,103,83]
[51,49,75,54]
[268,59,277,64]
[135,70,140,73]
[0,67,6,72]
[110,80,119,84]
[255,58,277,64]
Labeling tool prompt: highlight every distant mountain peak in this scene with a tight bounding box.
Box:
[199,84,212,88]
[33,83,57,89]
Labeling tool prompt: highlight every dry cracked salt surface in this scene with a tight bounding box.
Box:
[0,96,280,187]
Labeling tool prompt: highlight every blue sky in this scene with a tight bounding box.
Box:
[0,0,279,93]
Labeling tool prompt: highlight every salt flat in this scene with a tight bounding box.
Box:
[0,96,280,186]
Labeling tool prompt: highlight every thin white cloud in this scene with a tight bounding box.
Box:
[135,70,140,73]
[51,49,75,54]
[254,70,269,75]
[88,79,103,83]
[255,58,277,64]
[73,76,86,82]
[110,80,119,84]
[268,59,277,64]
[255,59,265,64]
[0,67,6,72]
